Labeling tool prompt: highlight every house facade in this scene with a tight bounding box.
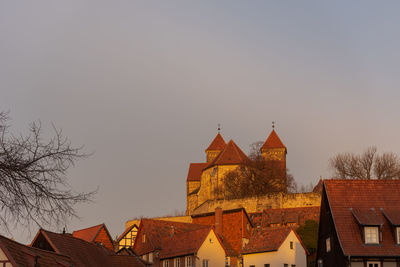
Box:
[316,179,400,267]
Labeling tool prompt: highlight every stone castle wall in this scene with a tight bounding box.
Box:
[190,192,321,215]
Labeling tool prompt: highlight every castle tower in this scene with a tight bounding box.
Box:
[205,133,226,163]
[261,128,287,192]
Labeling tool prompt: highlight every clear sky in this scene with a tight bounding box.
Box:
[1,1,400,242]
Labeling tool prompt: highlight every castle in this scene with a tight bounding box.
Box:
[186,127,320,215]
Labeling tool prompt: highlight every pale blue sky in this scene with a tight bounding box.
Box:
[1,1,400,242]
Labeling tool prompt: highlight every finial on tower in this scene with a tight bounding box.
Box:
[218,123,221,133]
[272,121,275,129]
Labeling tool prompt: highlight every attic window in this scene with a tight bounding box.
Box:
[364,227,379,244]
[397,227,400,244]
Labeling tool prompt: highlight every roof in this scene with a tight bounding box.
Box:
[351,208,383,226]
[242,228,298,254]
[312,178,323,193]
[250,207,320,228]
[191,207,254,228]
[31,229,146,267]
[206,133,226,151]
[72,224,105,243]
[133,219,210,255]
[382,209,400,226]
[186,163,208,182]
[324,179,400,256]
[205,139,249,169]
[0,234,74,267]
[261,129,286,150]
[159,227,213,259]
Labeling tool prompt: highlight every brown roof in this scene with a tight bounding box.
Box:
[324,179,400,256]
[31,229,146,267]
[242,228,299,254]
[261,129,286,150]
[133,219,210,255]
[351,208,383,226]
[313,178,323,193]
[382,209,400,226]
[0,234,74,267]
[250,207,320,228]
[186,163,208,182]
[205,139,249,169]
[72,224,104,243]
[206,133,226,151]
[159,227,213,259]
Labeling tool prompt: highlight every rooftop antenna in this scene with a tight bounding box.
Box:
[217,123,221,133]
[272,121,275,129]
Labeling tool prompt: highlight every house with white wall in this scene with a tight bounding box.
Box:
[241,227,308,267]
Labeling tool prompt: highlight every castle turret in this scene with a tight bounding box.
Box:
[261,128,287,192]
[205,133,226,163]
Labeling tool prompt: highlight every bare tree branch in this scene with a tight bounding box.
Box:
[0,111,96,232]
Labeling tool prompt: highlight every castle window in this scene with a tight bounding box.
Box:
[364,227,379,244]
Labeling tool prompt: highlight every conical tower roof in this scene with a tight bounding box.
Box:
[205,133,226,151]
[261,129,286,150]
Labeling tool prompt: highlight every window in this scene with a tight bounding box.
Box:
[264,264,270,267]
[163,260,169,267]
[364,227,379,244]
[202,259,209,267]
[250,266,255,267]
[149,253,153,263]
[185,256,192,267]
[290,241,294,249]
[175,258,180,267]
[292,265,296,267]
[317,259,323,267]
[284,264,288,267]
[367,262,380,267]
[397,227,400,244]
[326,237,331,252]
[142,234,146,243]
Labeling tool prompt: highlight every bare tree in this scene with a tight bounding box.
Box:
[329,146,400,180]
[0,111,96,231]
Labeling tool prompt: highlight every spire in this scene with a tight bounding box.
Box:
[206,132,226,151]
[261,128,286,150]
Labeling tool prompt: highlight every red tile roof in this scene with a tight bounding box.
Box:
[206,133,226,151]
[133,219,210,256]
[159,227,213,259]
[324,179,400,256]
[72,224,104,243]
[205,140,249,169]
[250,207,320,228]
[186,163,208,182]
[242,228,292,254]
[0,234,74,267]
[31,229,146,267]
[261,129,286,150]
[382,209,400,226]
[351,208,383,226]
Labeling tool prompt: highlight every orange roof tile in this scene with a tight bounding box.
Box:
[261,129,286,150]
[205,140,249,169]
[324,179,400,256]
[186,163,208,182]
[242,228,292,254]
[206,133,226,151]
[72,224,104,243]
[159,227,213,259]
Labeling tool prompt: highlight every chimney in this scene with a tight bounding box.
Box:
[215,207,223,235]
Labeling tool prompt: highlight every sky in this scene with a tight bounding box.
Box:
[1,1,400,243]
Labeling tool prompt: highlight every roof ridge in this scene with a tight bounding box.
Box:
[72,223,104,234]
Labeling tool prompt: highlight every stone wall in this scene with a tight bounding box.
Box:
[190,192,321,215]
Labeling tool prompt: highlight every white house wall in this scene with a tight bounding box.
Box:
[197,230,226,267]
[243,231,307,267]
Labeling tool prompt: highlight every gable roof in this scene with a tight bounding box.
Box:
[117,224,139,243]
[187,163,208,182]
[324,179,400,256]
[206,133,226,151]
[72,224,106,243]
[261,129,286,150]
[205,140,249,169]
[159,227,214,259]
[0,234,74,267]
[132,219,210,255]
[242,228,302,254]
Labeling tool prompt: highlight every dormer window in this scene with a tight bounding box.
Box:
[364,226,379,244]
